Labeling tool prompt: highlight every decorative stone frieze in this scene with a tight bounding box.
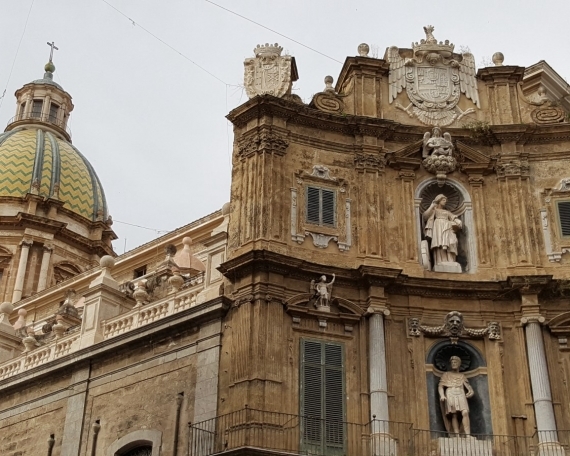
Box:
[354,153,386,171]
[408,311,501,342]
[237,129,289,158]
[495,157,530,178]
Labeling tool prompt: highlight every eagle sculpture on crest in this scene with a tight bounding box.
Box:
[386,26,480,126]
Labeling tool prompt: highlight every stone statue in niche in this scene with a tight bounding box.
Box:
[439,356,474,435]
[423,194,463,273]
[310,274,335,312]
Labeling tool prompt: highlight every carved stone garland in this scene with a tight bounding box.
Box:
[408,311,501,343]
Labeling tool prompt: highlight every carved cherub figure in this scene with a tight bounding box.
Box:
[310,274,335,309]
[422,127,454,158]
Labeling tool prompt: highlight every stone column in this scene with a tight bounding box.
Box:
[12,239,32,303]
[369,311,390,427]
[36,244,53,292]
[522,316,562,453]
[368,307,397,455]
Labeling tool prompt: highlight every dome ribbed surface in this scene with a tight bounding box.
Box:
[0,128,107,221]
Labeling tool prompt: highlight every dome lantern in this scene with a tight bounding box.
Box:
[6,42,74,142]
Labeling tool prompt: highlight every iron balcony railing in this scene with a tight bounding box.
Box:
[7,113,72,137]
[188,408,570,456]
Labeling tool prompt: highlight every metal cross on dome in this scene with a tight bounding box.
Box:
[46,41,58,62]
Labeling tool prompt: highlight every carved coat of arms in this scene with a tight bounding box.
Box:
[387,26,480,126]
[244,43,293,99]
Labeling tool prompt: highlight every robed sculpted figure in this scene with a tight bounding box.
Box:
[438,356,474,435]
[423,194,462,270]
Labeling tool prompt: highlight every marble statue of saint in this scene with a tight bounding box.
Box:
[423,194,462,271]
[311,274,335,309]
[438,356,474,435]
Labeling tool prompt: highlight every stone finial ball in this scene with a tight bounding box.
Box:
[492,52,504,66]
[0,302,14,315]
[182,236,192,246]
[100,255,115,269]
[358,43,370,57]
[18,308,27,317]
[222,202,231,216]
[324,75,334,85]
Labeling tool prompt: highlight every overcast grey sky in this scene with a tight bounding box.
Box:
[1,0,569,253]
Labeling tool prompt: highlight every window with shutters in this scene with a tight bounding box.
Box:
[557,200,570,238]
[306,186,336,227]
[300,339,345,456]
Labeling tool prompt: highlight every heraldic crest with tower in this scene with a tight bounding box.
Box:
[387,26,480,126]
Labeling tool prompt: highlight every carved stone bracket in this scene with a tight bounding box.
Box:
[306,231,338,249]
[354,153,386,171]
[408,311,501,341]
[237,129,289,158]
[495,157,530,179]
[311,165,336,180]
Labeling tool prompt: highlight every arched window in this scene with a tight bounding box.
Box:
[122,447,152,456]
[106,429,161,456]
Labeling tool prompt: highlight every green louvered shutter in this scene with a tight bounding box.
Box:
[301,340,345,455]
[558,201,570,237]
[306,186,336,227]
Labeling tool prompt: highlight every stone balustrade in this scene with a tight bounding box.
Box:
[0,331,80,380]
[101,283,204,340]
[0,278,205,381]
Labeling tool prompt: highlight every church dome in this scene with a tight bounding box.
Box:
[0,127,108,221]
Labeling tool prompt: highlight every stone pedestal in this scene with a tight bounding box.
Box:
[371,433,397,456]
[0,302,22,362]
[79,257,132,349]
[537,441,565,456]
[438,437,492,456]
[433,261,462,273]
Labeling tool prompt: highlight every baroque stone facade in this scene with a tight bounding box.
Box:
[1,26,570,456]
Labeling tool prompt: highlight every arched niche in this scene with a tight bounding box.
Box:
[52,261,82,285]
[415,178,478,273]
[425,340,492,435]
[106,429,161,456]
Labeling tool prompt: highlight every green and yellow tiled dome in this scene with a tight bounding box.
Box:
[0,127,108,221]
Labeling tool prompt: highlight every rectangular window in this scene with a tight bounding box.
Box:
[133,265,147,279]
[557,201,570,237]
[49,103,59,123]
[306,186,336,227]
[31,100,43,118]
[300,339,345,455]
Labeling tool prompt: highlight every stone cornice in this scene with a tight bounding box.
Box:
[477,65,526,84]
[227,97,570,146]
[220,249,402,288]
[2,212,116,257]
[335,56,389,91]
[388,275,515,300]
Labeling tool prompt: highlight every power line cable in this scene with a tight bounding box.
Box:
[204,0,343,64]
[113,219,170,234]
[100,0,228,85]
[0,0,35,110]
